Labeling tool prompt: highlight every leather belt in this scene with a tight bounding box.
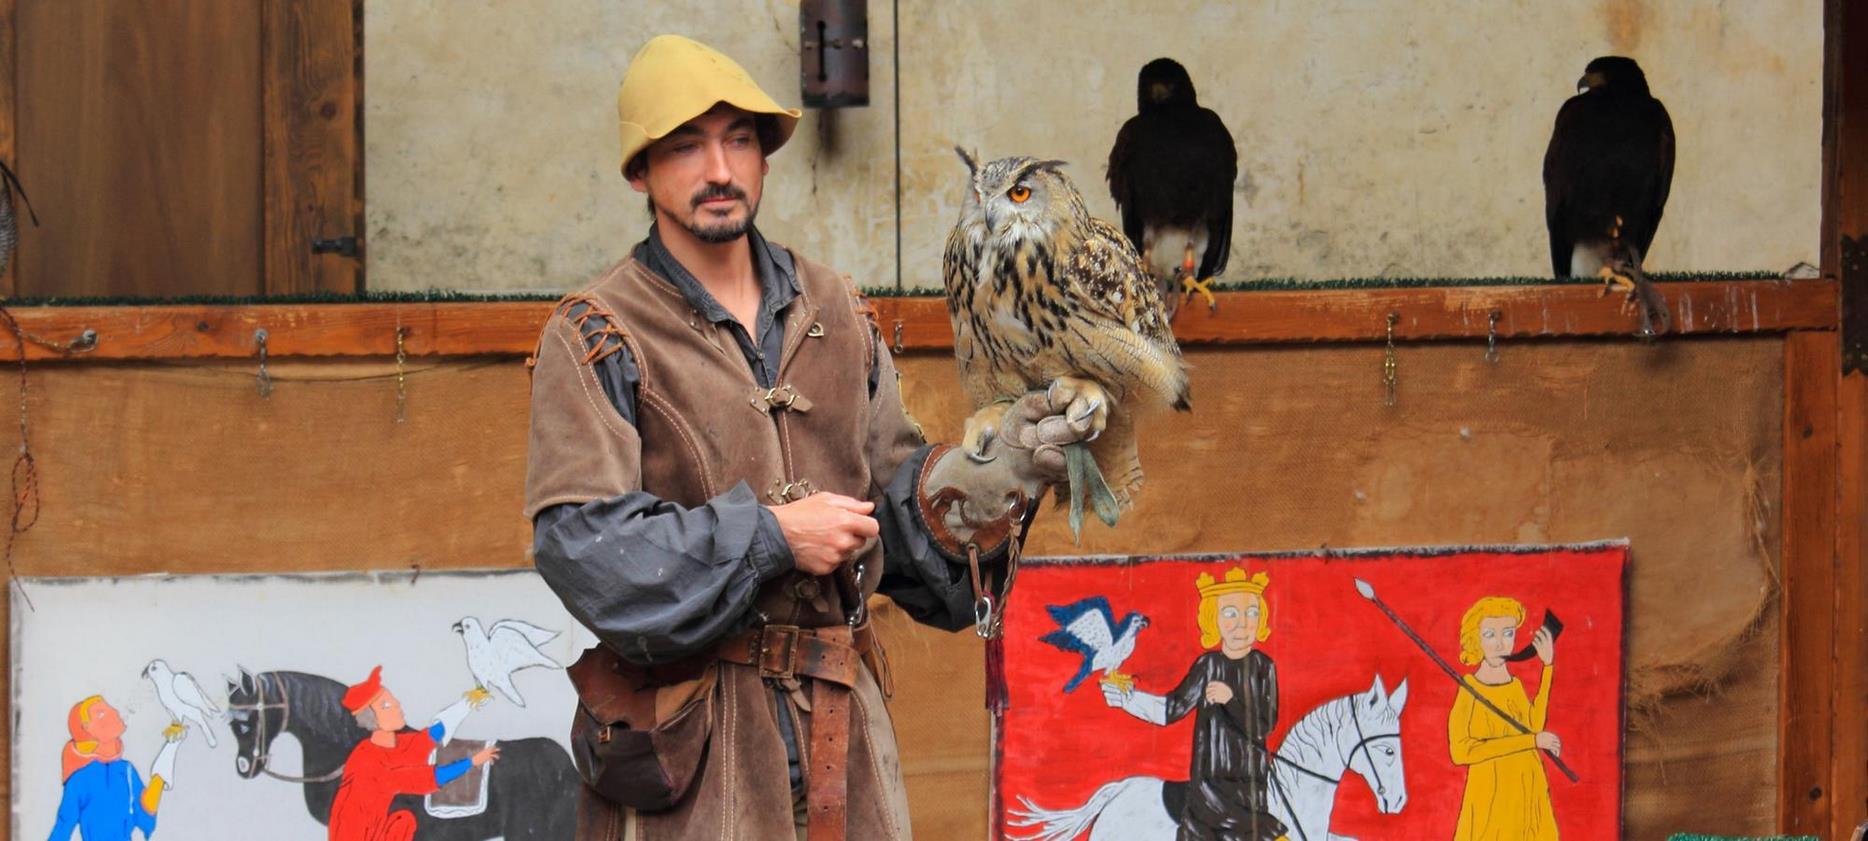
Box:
[713,622,871,687]
[714,621,878,841]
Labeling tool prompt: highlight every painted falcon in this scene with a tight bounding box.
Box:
[1543,55,1675,335]
[1039,596,1149,693]
[1107,58,1238,319]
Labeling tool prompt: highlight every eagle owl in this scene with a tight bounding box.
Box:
[941,150,1190,525]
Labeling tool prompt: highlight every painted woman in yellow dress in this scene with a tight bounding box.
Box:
[1448,596,1560,841]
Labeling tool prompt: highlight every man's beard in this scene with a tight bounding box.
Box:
[683,184,759,244]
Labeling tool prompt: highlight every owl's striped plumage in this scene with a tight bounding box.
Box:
[942,150,1189,510]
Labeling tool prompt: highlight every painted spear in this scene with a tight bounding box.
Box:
[1353,577,1580,783]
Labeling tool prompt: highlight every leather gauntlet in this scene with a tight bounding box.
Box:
[915,387,1099,557]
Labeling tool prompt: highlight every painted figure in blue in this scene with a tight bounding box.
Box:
[1039,595,1150,692]
[49,695,183,841]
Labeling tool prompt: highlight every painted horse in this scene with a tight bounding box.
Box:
[1008,676,1410,841]
[225,669,577,840]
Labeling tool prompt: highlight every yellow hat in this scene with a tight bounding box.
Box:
[616,35,802,175]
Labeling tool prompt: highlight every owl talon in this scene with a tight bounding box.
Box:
[1048,376,1110,440]
[962,402,1013,462]
[163,722,186,742]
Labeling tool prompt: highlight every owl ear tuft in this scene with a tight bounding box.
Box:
[953,146,979,177]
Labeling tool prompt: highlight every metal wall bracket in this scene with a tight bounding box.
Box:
[1844,234,1867,374]
[800,0,869,108]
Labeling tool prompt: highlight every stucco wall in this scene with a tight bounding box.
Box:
[365,1,1821,292]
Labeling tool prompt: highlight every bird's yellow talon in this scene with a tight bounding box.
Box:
[1595,265,1636,296]
[1100,671,1135,693]
[465,687,493,707]
[162,722,186,741]
[1181,276,1218,312]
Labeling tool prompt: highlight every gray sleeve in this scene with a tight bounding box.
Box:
[534,484,795,665]
[533,308,794,664]
[873,445,1030,633]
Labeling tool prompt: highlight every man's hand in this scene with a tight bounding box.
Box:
[472,744,501,767]
[1535,731,1562,756]
[1100,682,1129,708]
[1533,626,1555,665]
[1204,681,1234,705]
[768,492,879,576]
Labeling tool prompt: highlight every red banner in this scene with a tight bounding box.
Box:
[996,543,1626,841]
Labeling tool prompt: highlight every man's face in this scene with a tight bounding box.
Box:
[87,700,126,741]
[369,688,406,731]
[629,104,768,244]
[1216,592,1261,656]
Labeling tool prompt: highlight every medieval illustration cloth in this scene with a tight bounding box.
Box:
[327,725,471,841]
[1450,666,1559,841]
[1162,649,1285,841]
[995,545,1626,841]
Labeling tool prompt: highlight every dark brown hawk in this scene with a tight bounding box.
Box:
[1107,58,1238,319]
[1543,56,1675,335]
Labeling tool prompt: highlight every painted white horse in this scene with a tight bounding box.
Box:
[1009,675,1410,841]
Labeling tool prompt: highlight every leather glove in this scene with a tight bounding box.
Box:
[149,734,182,791]
[1101,684,1167,725]
[915,385,1102,557]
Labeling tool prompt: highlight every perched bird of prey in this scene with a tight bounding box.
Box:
[452,617,562,708]
[0,160,38,277]
[1039,596,1149,693]
[943,150,1191,538]
[1543,55,1675,336]
[1107,58,1238,319]
[142,659,221,747]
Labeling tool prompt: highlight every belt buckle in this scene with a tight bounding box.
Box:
[758,624,801,680]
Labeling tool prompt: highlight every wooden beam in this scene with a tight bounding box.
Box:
[261,0,363,296]
[1838,372,1868,838]
[0,279,1834,363]
[1823,0,1868,835]
[0,0,17,300]
[1781,329,1841,835]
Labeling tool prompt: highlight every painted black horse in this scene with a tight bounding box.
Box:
[225,669,576,840]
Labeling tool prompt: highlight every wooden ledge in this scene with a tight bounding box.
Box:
[0,278,1836,362]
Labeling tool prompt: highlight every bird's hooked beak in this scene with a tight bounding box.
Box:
[451,621,464,633]
[141,664,151,678]
[1577,71,1605,94]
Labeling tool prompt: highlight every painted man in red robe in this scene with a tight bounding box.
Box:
[327,666,500,841]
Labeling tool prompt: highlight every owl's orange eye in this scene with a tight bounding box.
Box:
[1008,185,1032,203]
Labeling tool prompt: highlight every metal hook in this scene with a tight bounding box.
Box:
[254,329,273,399]
[1485,311,1501,364]
[1382,312,1399,407]
[891,319,905,355]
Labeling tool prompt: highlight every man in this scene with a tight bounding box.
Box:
[1103,569,1286,841]
[527,34,1095,841]
[327,667,499,841]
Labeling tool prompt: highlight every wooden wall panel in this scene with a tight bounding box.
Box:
[1780,330,1841,835]
[0,0,17,299]
[1822,0,1866,833]
[14,0,263,298]
[262,0,363,296]
[0,338,1787,839]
